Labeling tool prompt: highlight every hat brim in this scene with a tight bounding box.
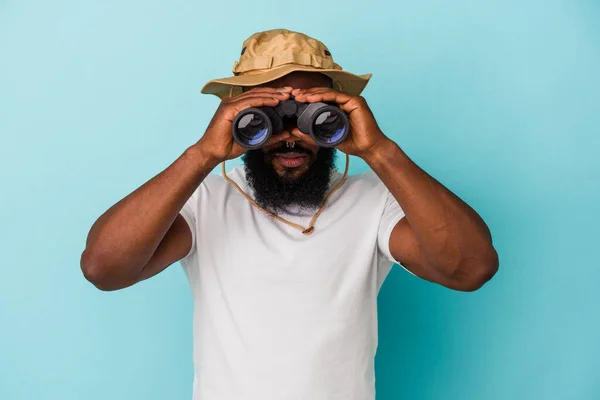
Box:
[201,64,372,100]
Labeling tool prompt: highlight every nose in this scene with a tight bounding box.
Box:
[274,125,303,143]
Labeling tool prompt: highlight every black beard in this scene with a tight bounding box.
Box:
[242,146,337,214]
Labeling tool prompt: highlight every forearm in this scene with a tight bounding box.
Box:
[365,139,498,278]
[82,143,216,280]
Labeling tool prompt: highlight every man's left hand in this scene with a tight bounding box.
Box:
[291,88,391,159]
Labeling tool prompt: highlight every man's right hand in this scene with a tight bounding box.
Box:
[195,87,293,164]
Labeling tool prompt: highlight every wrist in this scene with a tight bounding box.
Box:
[184,142,221,171]
[362,137,400,167]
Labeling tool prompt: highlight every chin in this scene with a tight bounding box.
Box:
[272,162,310,180]
[277,169,304,182]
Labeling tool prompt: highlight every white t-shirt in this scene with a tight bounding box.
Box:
[179,165,408,400]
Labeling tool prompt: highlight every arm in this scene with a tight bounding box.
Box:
[80,146,216,291]
[292,88,498,292]
[81,87,293,291]
[365,140,498,291]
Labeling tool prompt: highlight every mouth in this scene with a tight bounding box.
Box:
[273,152,309,169]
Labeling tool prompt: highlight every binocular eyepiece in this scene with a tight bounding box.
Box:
[231,96,350,149]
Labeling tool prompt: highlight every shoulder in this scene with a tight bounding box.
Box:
[343,169,388,193]
[189,165,247,200]
[329,168,390,211]
[200,165,245,188]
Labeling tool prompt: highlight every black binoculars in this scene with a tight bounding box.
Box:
[231,96,350,149]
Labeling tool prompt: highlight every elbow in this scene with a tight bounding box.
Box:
[450,248,499,292]
[80,248,130,291]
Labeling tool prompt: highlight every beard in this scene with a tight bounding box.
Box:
[242,145,337,214]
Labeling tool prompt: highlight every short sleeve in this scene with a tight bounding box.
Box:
[376,189,416,277]
[179,188,199,261]
[377,189,405,263]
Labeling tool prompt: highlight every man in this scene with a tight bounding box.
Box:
[81,29,498,400]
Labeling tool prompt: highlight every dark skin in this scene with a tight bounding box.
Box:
[81,71,498,292]
[248,73,331,181]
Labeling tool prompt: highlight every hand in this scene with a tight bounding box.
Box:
[291,88,391,159]
[195,87,293,165]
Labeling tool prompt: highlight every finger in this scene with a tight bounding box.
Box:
[229,90,290,103]
[294,90,358,113]
[234,86,293,98]
[240,92,291,103]
[230,96,285,115]
[291,88,344,102]
[230,142,247,158]
[291,87,336,95]
[294,88,351,102]
[246,85,293,92]
[292,89,331,100]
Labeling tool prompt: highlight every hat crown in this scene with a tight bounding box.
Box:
[233,29,341,76]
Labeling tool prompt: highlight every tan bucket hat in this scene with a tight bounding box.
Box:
[201,29,372,100]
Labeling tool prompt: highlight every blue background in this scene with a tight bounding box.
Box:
[1,1,599,399]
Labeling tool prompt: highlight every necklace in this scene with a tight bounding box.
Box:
[221,153,350,235]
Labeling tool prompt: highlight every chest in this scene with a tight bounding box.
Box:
[194,183,384,289]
